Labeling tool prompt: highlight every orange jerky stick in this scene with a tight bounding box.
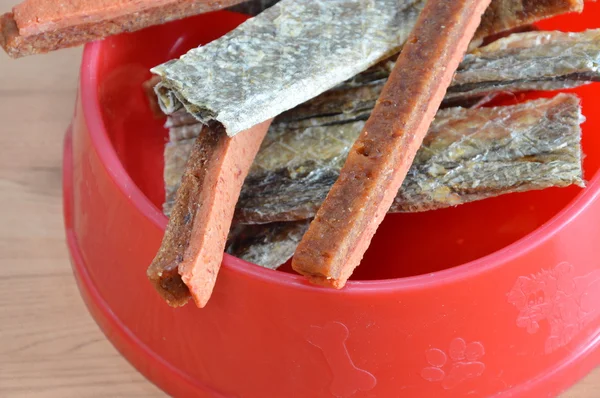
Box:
[292,0,493,288]
[147,120,271,307]
[0,0,245,58]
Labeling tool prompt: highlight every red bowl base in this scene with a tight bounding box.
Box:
[63,6,600,397]
[66,129,598,397]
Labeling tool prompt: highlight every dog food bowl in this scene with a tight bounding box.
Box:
[63,6,600,397]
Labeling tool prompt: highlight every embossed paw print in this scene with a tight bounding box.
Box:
[421,338,485,390]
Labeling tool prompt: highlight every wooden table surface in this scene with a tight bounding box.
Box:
[0,3,597,397]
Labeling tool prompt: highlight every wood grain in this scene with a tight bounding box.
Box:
[0,0,165,392]
[0,0,597,395]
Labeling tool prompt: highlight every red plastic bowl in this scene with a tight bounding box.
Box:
[63,6,600,398]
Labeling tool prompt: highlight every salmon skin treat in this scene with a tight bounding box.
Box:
[147,120,271,308]
[292,0,493,289]
[0,0,246,58]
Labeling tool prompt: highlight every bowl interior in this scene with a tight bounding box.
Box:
[94,6,600,281]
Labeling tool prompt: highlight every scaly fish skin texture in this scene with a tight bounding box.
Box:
[165,95,583,227]
[448,29,600,101]
[243,94,585,223]
[152,0,424,136]
[226,221,310,270]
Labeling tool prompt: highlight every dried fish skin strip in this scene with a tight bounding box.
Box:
[447,29,600,101]
[473,0,584,48]
[206,28,593,132]
[226,220,310,269]
[227,92,585,270]
[274,83,384,127]
[152,0,426,136]
[164,108,199,129]
[392,93,585,212]
[165,96,372,138]
[164,95,584,223]
[242,94,585,222]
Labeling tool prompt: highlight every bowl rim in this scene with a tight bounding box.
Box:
[79,15,600,294]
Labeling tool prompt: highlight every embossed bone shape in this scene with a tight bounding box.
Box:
[307,322,376,397]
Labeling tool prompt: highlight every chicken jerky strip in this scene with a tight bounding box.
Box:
[292,0,493,289]
[0,0,246,58]
[147,121,271,308]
